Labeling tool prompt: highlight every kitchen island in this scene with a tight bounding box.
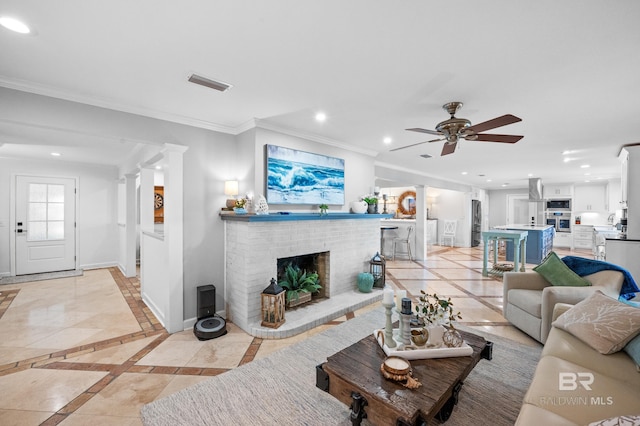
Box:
[494,224,555,265]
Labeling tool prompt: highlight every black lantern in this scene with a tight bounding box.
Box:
[261,278,286,328]
[370,252,386,288]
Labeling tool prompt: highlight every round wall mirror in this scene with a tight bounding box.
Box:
[397,191,416,215]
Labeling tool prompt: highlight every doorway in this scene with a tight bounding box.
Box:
[506,194,530,225]
[14,175,77,275]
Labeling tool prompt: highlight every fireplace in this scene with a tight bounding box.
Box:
[277,251,330,301]
[221,214,386,338]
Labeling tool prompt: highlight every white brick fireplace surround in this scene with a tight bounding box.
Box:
[221,213,391,338]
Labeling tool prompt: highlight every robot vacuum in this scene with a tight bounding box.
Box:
[193,285,227,341]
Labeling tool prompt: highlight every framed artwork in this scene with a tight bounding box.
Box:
[266,145,345,205]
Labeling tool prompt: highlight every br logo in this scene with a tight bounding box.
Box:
[559,372,594,391]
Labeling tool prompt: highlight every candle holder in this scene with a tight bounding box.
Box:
[399,297,412,346]
[382,301,397,348]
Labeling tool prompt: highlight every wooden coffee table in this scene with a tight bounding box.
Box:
[316,329,492,425]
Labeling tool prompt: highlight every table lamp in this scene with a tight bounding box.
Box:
[224,180,239,209]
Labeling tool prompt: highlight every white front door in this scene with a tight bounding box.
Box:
[15,176,77,275]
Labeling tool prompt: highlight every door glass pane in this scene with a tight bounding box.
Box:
[26,183,66,241]
[29,184,47,202]
[48,221,64,240]
[28,221,47,241]
[48,184,64,202]
[29,203,47,221]
[48,203,64,221]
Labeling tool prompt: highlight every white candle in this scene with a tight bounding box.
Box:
[383,286,394,305]
[396,290,406,311]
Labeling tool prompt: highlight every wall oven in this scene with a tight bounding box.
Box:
[546,212,572,233]
[546,199,571,211]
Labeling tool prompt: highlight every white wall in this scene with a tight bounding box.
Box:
[0,157,119,275]
[429,188,469,247]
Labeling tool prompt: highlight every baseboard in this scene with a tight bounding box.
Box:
[81,261,118,270]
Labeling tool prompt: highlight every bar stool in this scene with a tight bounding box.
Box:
[392,226,414,261]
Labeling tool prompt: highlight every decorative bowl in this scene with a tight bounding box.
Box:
[410,328,429,346]
[350,200,367,214]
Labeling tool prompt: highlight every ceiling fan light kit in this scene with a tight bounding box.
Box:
[396,102,523,156]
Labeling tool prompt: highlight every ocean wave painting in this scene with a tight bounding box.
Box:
[266,144,345,205]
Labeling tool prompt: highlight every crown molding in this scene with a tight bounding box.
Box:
[253,119,379,157]
[0,76,238,135]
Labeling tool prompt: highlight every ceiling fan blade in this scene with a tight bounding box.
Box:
[389,140,429,152]
[473,134,523,143]
[466,114,521,133]
[390,137,446,152]
[441,142,457,156]
[406,127,442,136]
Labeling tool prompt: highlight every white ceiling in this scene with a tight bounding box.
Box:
[1,1,639,189]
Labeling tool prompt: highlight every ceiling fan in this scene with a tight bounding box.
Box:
[392,102,523,156]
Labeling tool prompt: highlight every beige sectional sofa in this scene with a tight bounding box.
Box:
[516,303,640,425]
[503,270,624,343]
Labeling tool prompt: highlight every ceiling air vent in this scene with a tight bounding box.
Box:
[188,74,232,92]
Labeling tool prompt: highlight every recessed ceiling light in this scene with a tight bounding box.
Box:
[580,164,590,168]
[383,137,392,144]
[315,112,327,122]
[486,179,492,182]
[0,16,30,34]
[155,165,162,170]
[501,183,509,187]
[562,150,573,155]
[50,152,61,157]
[585,180,591,183]
[563,158,571,163]
[527,173,533,177]
[461,171,468,175]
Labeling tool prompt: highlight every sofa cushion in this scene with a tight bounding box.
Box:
[589,415,640,426]
[533,251,591,287]
[523,356,640,425]
[552,290,640,354]
[515,403,578,426]
[508,289,543,317]
[542,326,640,387]
[623,334,640,372]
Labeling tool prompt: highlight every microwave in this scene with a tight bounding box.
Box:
[546,199,571,211]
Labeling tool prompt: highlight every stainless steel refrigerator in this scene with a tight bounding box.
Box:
[471,200,481,247]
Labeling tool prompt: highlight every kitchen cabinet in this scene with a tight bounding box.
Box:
[605,238,640,285]
[553,232,572,248]
[572,225,594,250]
[544,184,573,198]
[621,145,640,239]
[504,225,554,264]
[573,184,606,212]
[620,149,629,208]
[607,180,621,213]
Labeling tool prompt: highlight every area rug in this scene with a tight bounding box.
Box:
[141,309,541,426]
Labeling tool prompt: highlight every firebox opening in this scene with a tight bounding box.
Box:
[277,251,330,301]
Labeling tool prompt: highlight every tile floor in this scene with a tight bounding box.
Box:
[0,245,588,425]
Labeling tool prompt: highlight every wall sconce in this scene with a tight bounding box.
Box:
[224,180,239,209]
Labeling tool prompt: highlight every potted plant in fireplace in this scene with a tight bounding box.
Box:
[278,263,322,308]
